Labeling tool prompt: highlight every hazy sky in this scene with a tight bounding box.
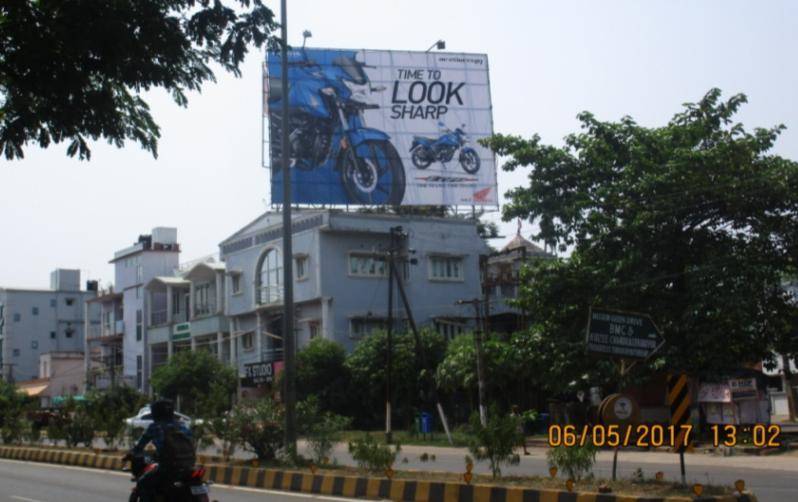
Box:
[1,0,796,289]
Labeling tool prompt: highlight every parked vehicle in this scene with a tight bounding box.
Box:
[410,122,481,174]
[269,48,406,204]
[126,453,210,502]
[125,406,195,431]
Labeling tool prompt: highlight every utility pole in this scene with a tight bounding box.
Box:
[385,227,396,443]
[390,226,453,444]
[456,298,487,426]
[279,0,297,454]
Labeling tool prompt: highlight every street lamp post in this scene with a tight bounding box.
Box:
[279,0,297,454]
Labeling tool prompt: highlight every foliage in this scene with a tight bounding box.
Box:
[228,397,284,461]
[467,408,521,479]
[345,328,446,427]
[297,396,351,465]
[150,350,237,418]
[483,89,798,388]
[546,443,598,481]
[86,386,147,449]
[208,412,241,461]
[348,434,401,472]
[297,338,352,416]
[47,397,95,448]
[0,1,279,160]
[0,380,33,444]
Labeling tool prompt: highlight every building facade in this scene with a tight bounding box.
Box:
[0,269,98,383]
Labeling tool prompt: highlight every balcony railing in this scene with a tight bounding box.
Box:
[258,286,283,305]
[193,301,217,317]
[150,310,168,326]
[88,320,125,339]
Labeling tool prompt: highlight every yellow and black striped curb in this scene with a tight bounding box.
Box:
[0,446,757,502]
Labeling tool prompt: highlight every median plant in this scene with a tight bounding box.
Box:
[546,442,598,481]
[348,434,400,472]
[467,408,522,479]
[297,396,351,465]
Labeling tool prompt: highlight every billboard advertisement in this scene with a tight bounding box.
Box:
[265,48,497,206]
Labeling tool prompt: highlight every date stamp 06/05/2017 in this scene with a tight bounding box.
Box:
[547,423,782,448]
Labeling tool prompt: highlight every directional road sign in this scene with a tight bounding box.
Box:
[585,307,664,359]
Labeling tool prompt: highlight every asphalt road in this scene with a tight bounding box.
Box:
[0,458,356,502]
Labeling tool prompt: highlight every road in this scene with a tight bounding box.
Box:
[0,458,356,502]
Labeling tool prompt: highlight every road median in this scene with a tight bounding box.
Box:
[0,445,757,502]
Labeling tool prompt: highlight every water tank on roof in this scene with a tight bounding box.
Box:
[152,227,178,245]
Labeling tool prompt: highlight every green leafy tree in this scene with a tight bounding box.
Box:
[483,89,798,390]
[348,434,400,472]
[345,328,446,427]
[229,397,284,461]
[0,0,279,160]
[467,407,521,479]
[0,380,34,444]
[47,397,94,448]
[297,396,351,465]
[547,443,598,481]
[86,386,147,449]
[296,338,352,416]
[150,350,237,418]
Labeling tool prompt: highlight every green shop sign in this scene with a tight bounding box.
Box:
[173,322,191,341]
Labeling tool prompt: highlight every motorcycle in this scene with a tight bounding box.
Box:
[126,453,211,502]
[269,48,405,204]
[410,122,481,174]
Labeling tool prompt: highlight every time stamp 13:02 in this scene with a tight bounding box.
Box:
[548,424,783,448]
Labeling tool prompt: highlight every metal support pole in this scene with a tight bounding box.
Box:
[279,0,297,454]
[385,228,395,443]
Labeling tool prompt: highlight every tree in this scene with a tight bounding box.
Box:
[345,328,446,427]
[483,89,798,390]
[86,386,147,449]
[0,0,279,160]
[0,380,33,444]
[150,350,237,417]
[467,407,521,479]
[296,337,352,416]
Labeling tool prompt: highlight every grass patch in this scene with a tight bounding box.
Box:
[336,429,474,447]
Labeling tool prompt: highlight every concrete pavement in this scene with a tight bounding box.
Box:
[0,458,357,502]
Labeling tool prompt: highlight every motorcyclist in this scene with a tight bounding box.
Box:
[125,399,195,502]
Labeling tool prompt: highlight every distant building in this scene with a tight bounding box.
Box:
[106,228,181,391]
[484,231,553,334]
[142,210,490,394]
[17,351,85,407]
[84,289,124,390]
[0,269,98,383]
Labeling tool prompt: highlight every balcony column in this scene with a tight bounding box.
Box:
[167,337,173,359]
[189,281,195,320]
[166,285,173,324]
[215,271,223,314]
[256,312,263,360]
[217,331,223,361]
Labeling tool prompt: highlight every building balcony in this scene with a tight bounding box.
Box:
[257,286,283,306]
[193,302,218,318]
[87,320,124,340]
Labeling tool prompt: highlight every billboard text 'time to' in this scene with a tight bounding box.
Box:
[265,48,497,206]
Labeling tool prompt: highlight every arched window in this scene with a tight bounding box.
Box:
[256,247,282,304]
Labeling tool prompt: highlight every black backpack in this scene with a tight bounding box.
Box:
[160,423,196,472]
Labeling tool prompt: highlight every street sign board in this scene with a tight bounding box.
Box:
[728,377,758,400]
[585,308,663,359]
[242,360,284,387]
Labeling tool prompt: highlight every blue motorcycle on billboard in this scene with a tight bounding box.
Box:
[268,49,405,204]
[410,123,481,174]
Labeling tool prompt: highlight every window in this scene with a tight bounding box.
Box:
[309,321,320,339]
[242,332,254,351]
[171,290,182,315]
[65,325,74,338]
[349,253,387,277]
[50,299,56,308]
[435,320,465,341]
[13,313,21,322]
[65,298,75,306]
[195,284,212,316]
[50,331,56,339]
[136,310,142,341]
[31,340,39,349]
[136,265,143,282]
[295,255,309,281]
[350,318,387,338]
[12,349,20,357]
[256,248,282,304]
[231,274,242,295]
[32,307,39,315]
[136,355,143,389]
[135,287,141,299]
[429,256,464,281]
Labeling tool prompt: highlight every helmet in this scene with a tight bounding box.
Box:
[151,399,175,422]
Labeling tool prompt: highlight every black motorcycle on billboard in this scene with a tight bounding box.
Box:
[410,122,481,174]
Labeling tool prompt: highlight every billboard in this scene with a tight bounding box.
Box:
[265,48,497,206]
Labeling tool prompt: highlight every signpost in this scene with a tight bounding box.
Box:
[667,373,692,485]
[586,307,664,360]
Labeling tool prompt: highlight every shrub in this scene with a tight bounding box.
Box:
[467,409,521,478]
[229,397,284,461]
[0,380,34,444]
[546,443,598,481]
[86,386,146,449]
[348,434,400,472]
[48,397,94,448]
[150,350,236,418]
[297,396,351,464]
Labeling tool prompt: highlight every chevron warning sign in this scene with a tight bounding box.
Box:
[667,373,692,453]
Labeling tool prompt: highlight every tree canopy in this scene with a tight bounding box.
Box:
[483,89,798,389]
[0,0,278,160]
